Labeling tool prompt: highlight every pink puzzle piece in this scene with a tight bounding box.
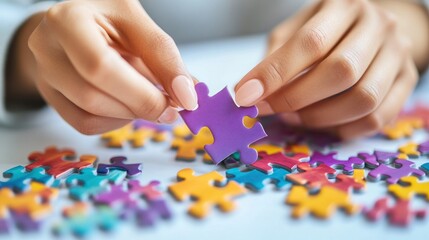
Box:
[180,83,267,164]
[250,152,308,173]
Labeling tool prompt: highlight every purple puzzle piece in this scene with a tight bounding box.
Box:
[97,156,142,178]
[0,218,9,234]
[179,82,267,165]
[358,152,378,169]
[368,159,425,184]
[308,151,364,173]
[135,200,172,227]
[11,212,41,232]
[374,151,400,164]
[418,140,429,155]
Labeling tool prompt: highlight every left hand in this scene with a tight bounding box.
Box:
[234,0,420,140]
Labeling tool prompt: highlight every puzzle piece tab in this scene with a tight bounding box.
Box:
[66,168,126,200]
[286,163,336,189]
[27,146,96,178]
[168,168,246,218]
[97,156,142,178]
[286,186,359,219]
[1,166,55,192]
[308,151,364,174]
[368,159,424,184]
[226,167,291,191]
[251,152,308,173]
[180,82,267,164]
[388,176,429,201]
[171,126,213,162]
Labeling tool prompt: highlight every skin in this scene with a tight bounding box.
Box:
[5,0,429,139]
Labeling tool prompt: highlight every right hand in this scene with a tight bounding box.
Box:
[28,0,197,134]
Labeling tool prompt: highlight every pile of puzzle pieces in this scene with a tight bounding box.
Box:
[3,82,429,236]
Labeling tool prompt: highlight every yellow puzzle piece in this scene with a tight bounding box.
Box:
[398,142,420,158]
[251,144,284,155]
[171,126,214,162]
[168,168,247,218]
[388,176,429,201]
[286,186,360,219]
[382,117,423,140]
[102,124,167,148]
[285,144,311,155]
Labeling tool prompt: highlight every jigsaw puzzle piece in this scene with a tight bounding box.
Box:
[398,142,420,158]
[222,153,242,169]
[226,167,291,191]
[180,82,266,165]
[388,176,429,201]
[284,144,311,155]
[1,166,56,192]
[27,146,96,178]
[171,127,213,162]
[364,197,426,227]
[168,168,246,218]
[251,152,308,173]
[330,170,366,193]
[11,212,41,232]
[97,156,142,178]
[381,117,423,139]
[286,163,336,189]
[420,162,429,175]
[368,159,424,184]
[308,151,364,174]
[66,168,126,200]
[251,144,284,155]
[286,186,359,219]
[418,140,429,155]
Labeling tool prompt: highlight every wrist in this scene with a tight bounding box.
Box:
[5,12,45,110]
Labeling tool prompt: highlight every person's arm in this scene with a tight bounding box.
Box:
[0,1,56,126]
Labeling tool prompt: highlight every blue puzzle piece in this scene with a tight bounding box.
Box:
[97,156,142,178]
[1,166,58,192]
[420,162,429,175]
[53,207,118,237]
[226,167,291,191]
[66,168,126,200]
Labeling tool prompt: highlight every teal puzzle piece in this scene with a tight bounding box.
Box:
[226,167,291,191]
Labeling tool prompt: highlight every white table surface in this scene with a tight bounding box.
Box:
[1,34,429,240]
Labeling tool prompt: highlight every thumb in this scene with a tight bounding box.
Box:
[120,6,197,110]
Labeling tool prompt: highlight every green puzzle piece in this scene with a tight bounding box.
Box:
[65,168,126,200]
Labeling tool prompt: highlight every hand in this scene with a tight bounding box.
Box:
[234,0,422,140]
[27,0,197,134]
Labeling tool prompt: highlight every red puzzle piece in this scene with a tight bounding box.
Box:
[286,163,336,189]
[250,152,308,173]
[26,147,97,178]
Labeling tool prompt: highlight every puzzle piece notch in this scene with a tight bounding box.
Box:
[27,146,96,178]
[363,197,426,227]
[168,168,247,218]
[226,167,291,191]
[368,159,424,184]
[286,186,360,219]
[180,82,267,165]
[308,151,364,174]
[1,166,56,192]
[251,152,308,173]
[66,168,126,200]
[286,163,336,189]
[97,156,142,178]
[388,176,429,201]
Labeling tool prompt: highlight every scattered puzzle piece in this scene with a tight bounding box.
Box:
[398,142,420,158]
[53,206,118,237]
[101,124,167,148]
[251,152,308,173]
[418,140,429,155]
[368,159,424,184]
[27,146,96,178]
[286,163,336,188]
[0,182,58,219]
[329,170,366,193]
[363,197,426,227]
[251,144,284,155]
[171,126,213,162]
[180,82,267,164]
[11,212,41,232]
[286,186,359,219]
[97,156,142,178]
[388,176,429,201]
[226,167,291,191]
[381,117,423,139]
[308,151,364,174]
[1,166,56,192]
[66,168,126,200]
[168,168,247,218]
[420,162,429,175]
[284,144,311,155]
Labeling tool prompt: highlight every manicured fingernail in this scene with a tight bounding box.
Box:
[235,79,264,106]
[172,75,198,110]
[158,107,178,124]
[256,101,274,115]
[280,112,302,125]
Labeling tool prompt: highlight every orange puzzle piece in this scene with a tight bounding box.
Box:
[168,168,247,218]
[286,186,360,219]
[285,144,311,155]
[382,117,423,140]
[388,176,429,201]
[102,124,167,148]
[0,182,58,219]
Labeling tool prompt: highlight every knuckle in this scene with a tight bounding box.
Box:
[299,27,327,57]
[354,85,379,113]
[264,60,286,86]
[84,54,112,84]
[45,2,85,27]
[133,94,165,120]
[152,32,176,50]
[329,53,359,88]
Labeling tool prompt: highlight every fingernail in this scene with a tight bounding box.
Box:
[256,101,274,115]
[280,112,302,125]
[172,75,198,110]
[158,107,179,124]
[235,79,264,106]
